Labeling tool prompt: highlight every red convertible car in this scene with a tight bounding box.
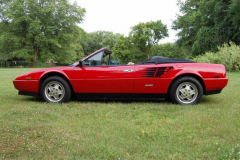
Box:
[13,48,228,105]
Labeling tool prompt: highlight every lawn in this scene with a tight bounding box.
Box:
[0,68,239,159]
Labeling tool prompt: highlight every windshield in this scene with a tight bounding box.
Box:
[69,48,114,67]
[83,51,104,66]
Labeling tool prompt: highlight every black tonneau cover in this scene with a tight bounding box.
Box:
[137,56,195,65]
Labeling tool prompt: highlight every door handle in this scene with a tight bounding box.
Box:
[124,69,133,72]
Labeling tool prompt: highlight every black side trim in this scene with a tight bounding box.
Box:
[76,93,166,100]
[205,89,222,95]
[18,91,39,97]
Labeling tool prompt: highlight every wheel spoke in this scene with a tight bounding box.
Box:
[179,88,185,94]
[54,84,60,90]
[57,90,63,95]
[179,93,187,100]
[185,84,191,90]
[186,94,193,100]
[48,86,54,92]
[53,94,60,100]
[48,92,53,96]
[189,90,195,96]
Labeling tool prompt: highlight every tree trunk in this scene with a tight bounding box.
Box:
[146,46,152,59]
[31,47,38,67]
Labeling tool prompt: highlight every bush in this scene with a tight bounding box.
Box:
[150,43,191,59]
[197,42,240,71]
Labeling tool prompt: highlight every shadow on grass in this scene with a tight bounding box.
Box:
[18,96,43,102]
[19,95,171,104]
[17,94,222,106]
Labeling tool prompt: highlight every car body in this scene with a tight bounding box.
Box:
[13,48,228,105]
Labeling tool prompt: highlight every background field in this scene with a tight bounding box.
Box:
[0,68,239,159]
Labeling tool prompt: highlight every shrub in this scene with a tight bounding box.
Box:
[197,42,240,71]
[150,43,192,60]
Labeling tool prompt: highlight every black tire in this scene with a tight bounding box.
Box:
[40,76,71,103]
[169,77,203,105]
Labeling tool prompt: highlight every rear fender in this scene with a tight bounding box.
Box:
[173,70,203,80]
[168,70,206,94]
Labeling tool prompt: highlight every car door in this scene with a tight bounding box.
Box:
[133,64,174,94]
[72,51,135,96]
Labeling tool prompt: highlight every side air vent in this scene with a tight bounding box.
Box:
[145,66,173,78]
[145,67,157,77]
[155,67,167,77]
[165,66,173,72]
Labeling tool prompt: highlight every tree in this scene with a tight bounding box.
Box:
[173,0,240,55]
[0,0,85,67]
[112,35,145,64]
[129,20,169,59]
[228,0,240,44]
[150,43,191,59]
[83,31,121,55]
[50,25,86,64]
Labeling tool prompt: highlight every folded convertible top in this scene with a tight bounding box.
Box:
[137,56,195,65]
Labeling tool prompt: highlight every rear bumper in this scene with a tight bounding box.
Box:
[13,80,39,93]
[203,78,228,92]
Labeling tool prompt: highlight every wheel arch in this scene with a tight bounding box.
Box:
[39,72,75,94]
[167,73,206,96]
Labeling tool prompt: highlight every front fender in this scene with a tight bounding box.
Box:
[39,70,72,81]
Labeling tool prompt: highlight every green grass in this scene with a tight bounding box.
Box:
[0,68,240,159]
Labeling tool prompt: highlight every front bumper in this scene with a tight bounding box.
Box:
[13,80,39,93]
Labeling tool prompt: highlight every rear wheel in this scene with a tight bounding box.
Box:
[170,77,203,105]
[40,76,71,103]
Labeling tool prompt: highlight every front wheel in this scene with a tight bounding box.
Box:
[169,77,203,105]
[40,76,71,103]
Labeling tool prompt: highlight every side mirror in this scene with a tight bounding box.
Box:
[79,59,83,67]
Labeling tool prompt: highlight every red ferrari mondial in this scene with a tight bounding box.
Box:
[13,48,228,105]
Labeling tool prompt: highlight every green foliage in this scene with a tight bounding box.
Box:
[228,0,240,43]
[49,25,86,63]
[112,35,145,64]
[129,20,169,59]
[0,0,85,67]
[150,43,191,59]
[173,0,240,55]
[83,31,120,55]
[112,20,169,63]
[197,42,240,71]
